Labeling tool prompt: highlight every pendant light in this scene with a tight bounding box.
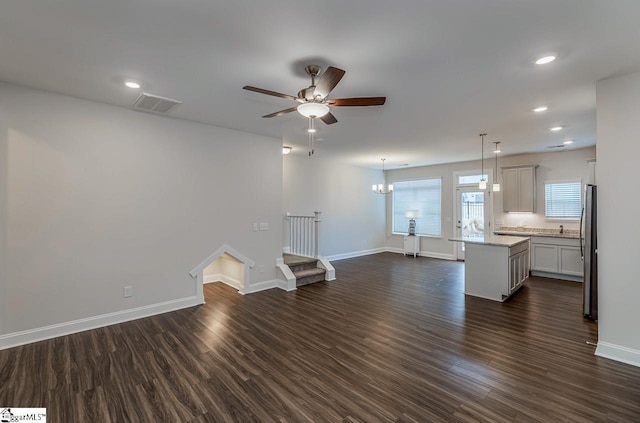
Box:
[493,141,501,192]
[479,133,487,190]
[372,158,393,194]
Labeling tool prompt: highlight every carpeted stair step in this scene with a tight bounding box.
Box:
[283,253,327,286]
[294,267,326,287]
[283,253,318,273]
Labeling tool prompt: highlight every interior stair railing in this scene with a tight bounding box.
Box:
[288,211,321,258]
[279,211,335,290]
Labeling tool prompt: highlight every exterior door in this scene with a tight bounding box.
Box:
[455,188,489,260]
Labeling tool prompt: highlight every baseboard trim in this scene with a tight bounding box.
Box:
[530,270,583,282]
[417,251,456,261]
[386,247,456,261]
[0,296,202,351]
[386,247,404,255]
[323,247,455,262]
[324,248,386,261]
[203,274,221,284]
[595,341,640,368]
[243,279,285,295]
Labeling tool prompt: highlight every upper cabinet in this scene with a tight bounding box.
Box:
[502,165,538,213]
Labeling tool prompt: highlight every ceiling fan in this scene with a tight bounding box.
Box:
[243,65,386,125]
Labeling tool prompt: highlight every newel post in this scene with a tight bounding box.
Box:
[314,211,322,258]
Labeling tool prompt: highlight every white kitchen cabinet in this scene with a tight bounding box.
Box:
[531,243,558,273]
[530,236,583,281]
[502,165,537,213]
[403,235,420,257]
[558,245,583,276]
[509,247,530,295]
[459,237,530,302]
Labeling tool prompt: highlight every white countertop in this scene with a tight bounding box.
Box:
[448,235,530,247]
[493,230,579,239]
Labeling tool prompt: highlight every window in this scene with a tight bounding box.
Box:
[393,178,442,236]
[545,180,581,219]
[458,174,488,185]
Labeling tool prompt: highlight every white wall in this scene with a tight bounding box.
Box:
[203,253,243,287]
[0,104,7,335]
[595,71,640,366]
[385,162,463,259]
[282,154,386,259]
[386,147,595,259]
[0,83,283,338]
[203,257,221,277]
[494,148,596,230]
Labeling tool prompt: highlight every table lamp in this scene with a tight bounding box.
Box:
[405,210,420,235]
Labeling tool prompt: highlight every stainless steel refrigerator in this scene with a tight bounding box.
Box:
[581,184,597,321]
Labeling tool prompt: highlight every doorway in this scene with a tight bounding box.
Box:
[455,187,489,260]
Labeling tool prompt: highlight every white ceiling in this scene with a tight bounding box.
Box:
[2,1,639,169]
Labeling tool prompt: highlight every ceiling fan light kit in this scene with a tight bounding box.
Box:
[297,102,330,118]
[244,64,386,157]
[243,64,386,127]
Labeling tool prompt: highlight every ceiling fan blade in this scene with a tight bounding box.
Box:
[262,106,298,118]
[320,112,338,125]
[313,66,346,98]
[329,97,386,107]
[243,86,299,102]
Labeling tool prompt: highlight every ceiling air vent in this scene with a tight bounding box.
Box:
[132,92,182,114]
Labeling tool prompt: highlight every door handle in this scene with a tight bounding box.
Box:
[579,205,584,258]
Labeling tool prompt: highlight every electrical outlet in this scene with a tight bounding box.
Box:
[123,286,133,298]
[252,223,259,231]
[259,222,269,231]
[259,264,264,273]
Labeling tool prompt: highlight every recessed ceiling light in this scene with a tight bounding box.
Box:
[282,146,292,155]
[533,106,548,113]
[563,140,574,145]
[493,149,501,154]
[535,55,556,65]
[307,128,317,133]
[125,81,140,89]
[550,126,563,131]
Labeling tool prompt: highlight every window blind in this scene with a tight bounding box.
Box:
[392,179,442,236]
[545,181,581,219]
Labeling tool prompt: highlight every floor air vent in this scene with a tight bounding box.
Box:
[132,92,182,114]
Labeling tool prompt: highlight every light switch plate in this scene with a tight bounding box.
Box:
[259,222,269,231]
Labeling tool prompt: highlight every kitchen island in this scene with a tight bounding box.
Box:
[449,235,530,302]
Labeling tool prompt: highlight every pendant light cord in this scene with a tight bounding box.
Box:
[480,133,486,182]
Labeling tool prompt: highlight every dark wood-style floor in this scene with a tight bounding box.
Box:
[1,253,639,422]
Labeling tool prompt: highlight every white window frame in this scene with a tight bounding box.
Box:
[392,177,443,238]
[457,173,490,187]
[544,179,582,221]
